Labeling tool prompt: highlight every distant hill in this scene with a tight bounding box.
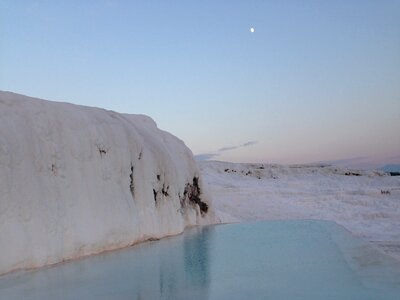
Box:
[381,164,400,174]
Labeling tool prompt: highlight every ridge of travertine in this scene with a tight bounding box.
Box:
[0,91,215,275]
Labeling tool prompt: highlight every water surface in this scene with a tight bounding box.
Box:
[1,220,399,299]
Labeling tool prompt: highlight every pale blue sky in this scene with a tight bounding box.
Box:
[1,1,399,166]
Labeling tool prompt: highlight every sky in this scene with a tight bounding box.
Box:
[1,0,399,167]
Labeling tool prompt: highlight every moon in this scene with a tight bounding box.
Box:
[250,27,255,33]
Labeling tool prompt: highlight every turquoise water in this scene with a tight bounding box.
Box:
[1,220,399,299]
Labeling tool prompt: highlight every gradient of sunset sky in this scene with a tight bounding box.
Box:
[1,1,399,166]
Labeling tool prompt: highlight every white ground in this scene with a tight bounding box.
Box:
[201,160,400,260]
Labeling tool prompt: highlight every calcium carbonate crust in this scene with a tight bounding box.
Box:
[0,91,214,275]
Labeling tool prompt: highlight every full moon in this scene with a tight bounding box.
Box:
[250,27,255,33]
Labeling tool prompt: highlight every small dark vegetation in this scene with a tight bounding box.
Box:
[153,174,170,205]
[161,184,169,196]
[181,177,208,215]
[97,145,108,158]
[345,172,361,176]
[153,189,158,203]
[129,164,134,196]
[51,163,57,176]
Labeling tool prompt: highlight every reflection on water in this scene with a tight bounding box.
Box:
[157,226,213,300]
[184,226,211,289]
[0,226,214,300]
[0,221,400,300]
